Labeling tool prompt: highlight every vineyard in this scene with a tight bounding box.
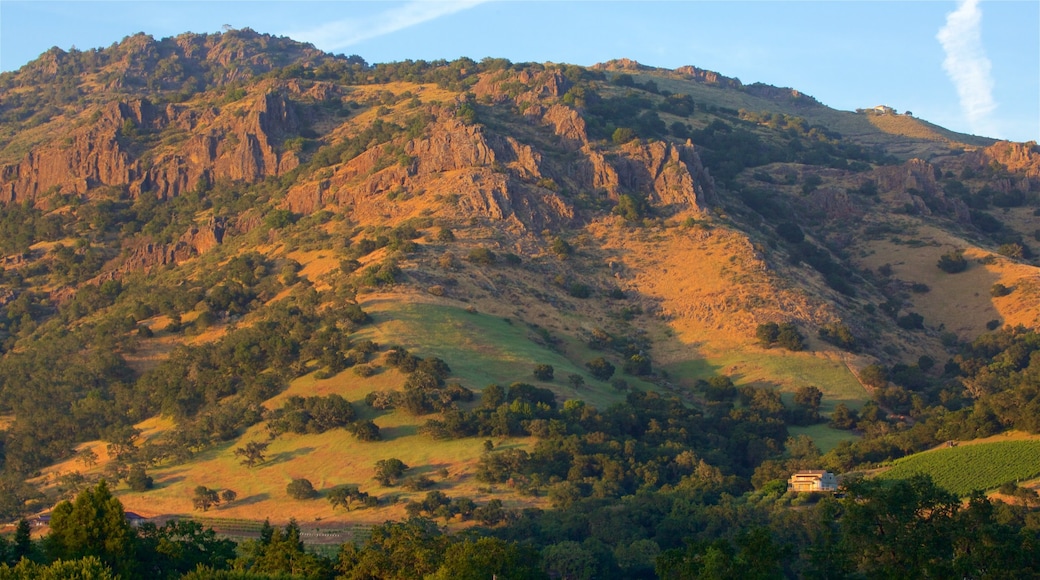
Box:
[877,440,1040,496]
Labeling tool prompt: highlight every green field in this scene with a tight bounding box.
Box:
[787,424,860,454]
[664,349,869,413]
[356,300,644,409]
[877,440,1040,496]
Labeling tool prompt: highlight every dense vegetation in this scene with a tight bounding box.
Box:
[4,477,1040,579]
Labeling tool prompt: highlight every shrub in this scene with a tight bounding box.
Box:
[567,283,591,298]
[897,312,924,330]
[551,237,573,258]
[467,247,496,265]
[818,322,857,351]
[991,283,1012,297]
[353,364,376,377]
[937,250,967,273]
[286,478,318,500]
[775,222,805,244]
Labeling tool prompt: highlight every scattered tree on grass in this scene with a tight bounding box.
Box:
[374,458,409,486]
[286,478,318,500]
[192,486,221,511]
[533,364,554,381]
[585,357,615,381]
[757,322,806,351]
[233,441,269,468]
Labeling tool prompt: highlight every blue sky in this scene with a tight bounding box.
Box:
[1,1,1037,142]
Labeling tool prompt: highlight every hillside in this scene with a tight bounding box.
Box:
[0,29,1039,533]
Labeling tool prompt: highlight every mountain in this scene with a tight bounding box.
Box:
[1,27,1040,542]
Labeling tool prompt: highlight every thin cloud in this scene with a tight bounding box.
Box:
[936,0,997,136]
[286,1,488,51]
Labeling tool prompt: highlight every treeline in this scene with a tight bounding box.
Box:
[8,475,1040,579]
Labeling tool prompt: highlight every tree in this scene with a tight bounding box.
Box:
[776,323,806,351]
[286,479,317,500]
[533,364,554,381]
[220,489,238,504]
[585,357,615,381]
[234,441,269,468]
[12,519,31,562]
[568,373,585,389]
[350,419,382,441]
[829,403,858,429]
[859,364,888,389]
[1,556,117,579]
[612,127,635,144]
[374,458,409,486]
[756,322,780,347]
[126,465,153,492]
[623,353,652,376]
[46,481,136,577]
[791,385,824,425]
[429,537,548,580]
[837,475,962,577]
[192,486,221,511]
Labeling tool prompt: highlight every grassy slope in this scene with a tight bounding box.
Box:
[851,220,1040,340]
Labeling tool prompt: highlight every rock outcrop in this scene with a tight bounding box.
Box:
[1,89,301,205]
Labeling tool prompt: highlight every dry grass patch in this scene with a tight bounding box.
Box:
[853,223,1040,337]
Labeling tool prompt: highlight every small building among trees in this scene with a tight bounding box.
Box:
[787,470,838,492]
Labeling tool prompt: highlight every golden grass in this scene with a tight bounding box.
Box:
[853,222,1040,338]
[115,407,544,524]
[868,114,948,142]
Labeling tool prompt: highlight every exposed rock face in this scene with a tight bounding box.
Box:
[674,66,743,89]
[875,158,941,196]
[873,158,971,222]
[810,188,858,220]
[962,141,1040,194]
[541,104,588,150]
[613,140,717,213]
[107,217,226,278]
[1,89,300,205]
[0,101,139,203]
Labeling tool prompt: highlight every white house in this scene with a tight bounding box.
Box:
[787,470,838,492]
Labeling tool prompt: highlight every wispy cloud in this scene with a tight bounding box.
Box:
[936,0,997,136]
[286,1,488,52]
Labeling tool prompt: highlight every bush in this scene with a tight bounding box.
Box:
[897,312,924,330]
[353,364,376,377]
[991,283,1012,297]
[567,283,591,298]
[818,322,857,352]
[533,364,554,381]
[467,247,496,265]
[937,250,967,273]
[623,354,652,376]
[286,478,318,500]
